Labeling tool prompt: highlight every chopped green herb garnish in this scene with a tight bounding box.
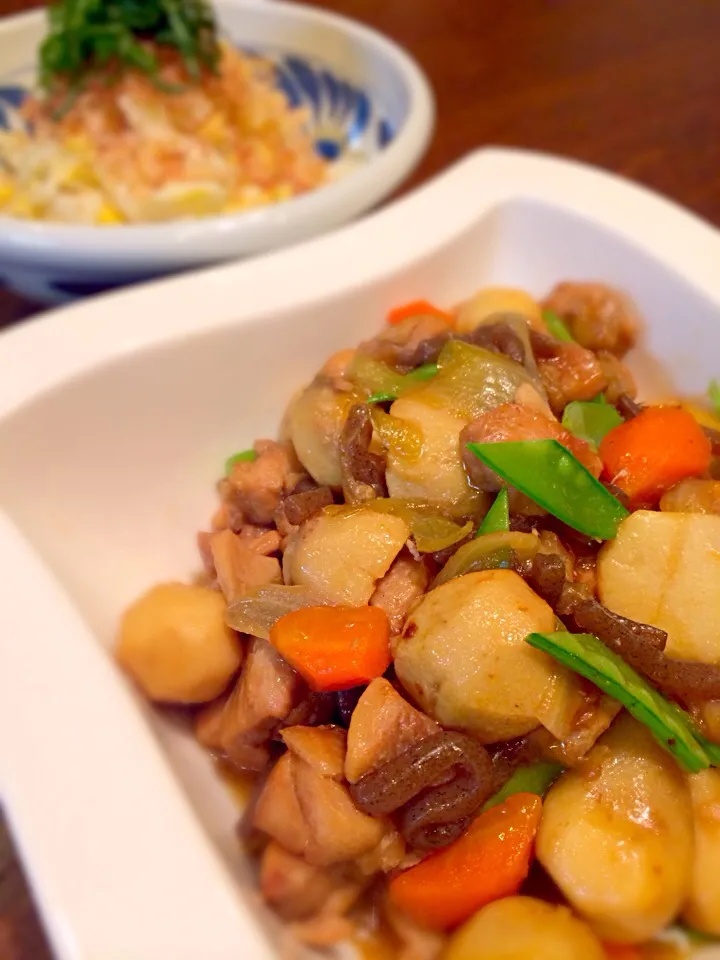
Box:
[467,439,628,540]
[483,761,564,811]
[542,308,575,343]
[526,631,713,773]
[476,487,509,536]
[709,379,720,418]
[40,0,220,99]
[367,363,439,405]
[562,399,622,450]
[225,448,256,475]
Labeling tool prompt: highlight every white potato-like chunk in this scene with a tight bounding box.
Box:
[385,396,484,514]
[598,511,720,661]
[445,896,606,960]
[537,713,693,943]
[455,286,545,333]
[392,569,584,743]
[286,382,346,487]
[283,506,409,606]
[117,582,241,703]
[684,769,720,934]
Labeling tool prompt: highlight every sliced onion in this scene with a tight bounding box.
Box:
[432,531,540,587]
[226,584,325,639]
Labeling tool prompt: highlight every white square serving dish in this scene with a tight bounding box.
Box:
[1,148,720,960]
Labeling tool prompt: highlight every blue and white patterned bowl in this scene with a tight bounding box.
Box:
[0,0,434,304]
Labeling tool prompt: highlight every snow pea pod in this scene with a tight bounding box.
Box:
[467,439,628,540]
[526,631,712,774]
[476,487,509,536]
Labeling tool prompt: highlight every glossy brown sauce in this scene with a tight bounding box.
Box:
[215,759,257,807]
[351,929,398,960]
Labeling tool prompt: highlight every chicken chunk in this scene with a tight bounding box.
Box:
[370,551,429,635]
[195,637,304,771]
[207,528,281,603]
[532,335,608,414]
[227,439,304,524]
[345,677,439,783]
[461,402,602,492]
[543,281,639,356]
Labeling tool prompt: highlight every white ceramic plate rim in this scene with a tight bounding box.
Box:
[2,148,720,960]
[0,0,435,267]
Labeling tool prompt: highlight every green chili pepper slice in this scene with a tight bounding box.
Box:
[483,761,564,811]
[708,379,720,418]
[476,487,509,536]
[467,439,629,540]
[225,448,256,475]
[542,308,575,342]
[525,631,711,773]
[562,399,623,450]
[367,363,439,404]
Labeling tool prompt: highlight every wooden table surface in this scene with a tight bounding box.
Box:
[2,0,720,954]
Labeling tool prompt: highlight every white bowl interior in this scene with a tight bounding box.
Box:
[2,177,720,955]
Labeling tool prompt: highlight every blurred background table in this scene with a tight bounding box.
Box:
[2,0,720,954]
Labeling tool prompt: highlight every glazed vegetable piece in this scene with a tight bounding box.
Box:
[468,439,628,539]
[286,382,349,487]
[388,793,542,931]
[368,498,473,552]
[444,896,607,960]
[431,530,540,587]
[418,339,541,421]
[387,299,453,327]
[283,506,409,605]
[476,487,509,535]
[482,761,563,811]
[117,582,241,703]
[600,406,712,506]
[525,631,711,772]
[537,714,694,943]
[709,379,720,417]
[393,569,585,743]
[562,398,623,449]
[455,286,545,334]
[384,396,485,514]
[226,583,325,639]
[683,769,720,935]
[269,605,390,692]
[348,354,439,403]
[598,511,720,663]
[660,477,720,513]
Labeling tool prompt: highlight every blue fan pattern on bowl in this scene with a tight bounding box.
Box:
[0,50,395,162]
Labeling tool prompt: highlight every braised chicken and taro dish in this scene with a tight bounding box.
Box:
[117,283,720,959]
